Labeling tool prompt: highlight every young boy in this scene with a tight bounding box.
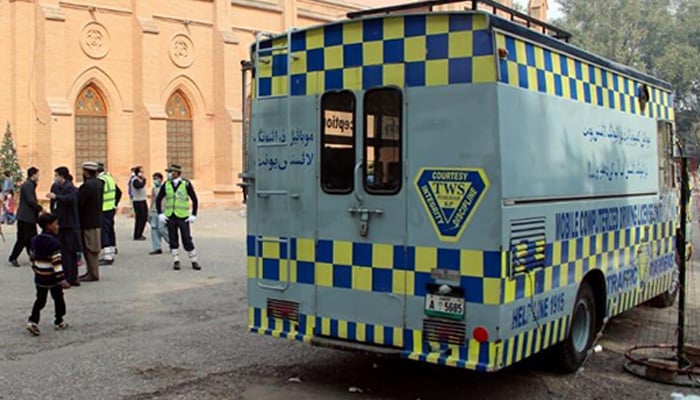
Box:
[26,213,69,336]
[5,188,16,224]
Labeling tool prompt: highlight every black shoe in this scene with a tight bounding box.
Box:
[99,259,114,266]
[9,259,19,267]
[134,237,147,241]
[79,275,99,282]
[69,281,81,287]
[173,261,181,271]
[149,249,163,255]
[192,262,201,271]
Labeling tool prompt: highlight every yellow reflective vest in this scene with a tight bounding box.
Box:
[99,173,117,211]
[164,180,191,218]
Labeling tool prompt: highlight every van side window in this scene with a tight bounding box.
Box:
[657,121,674,190]
[321,91,356,194]
[364,88,402,194]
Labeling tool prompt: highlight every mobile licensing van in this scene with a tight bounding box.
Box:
[241,0,681,372]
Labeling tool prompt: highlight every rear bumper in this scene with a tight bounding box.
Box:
[249,307,500,372]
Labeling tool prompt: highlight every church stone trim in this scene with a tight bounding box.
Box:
[169,34,196,69]
[58,1,133,16]
[41,4,66,21]
[153,14,214,28]
[138,18,160,35]
[161,75,212,117]
[47,97,73,117]
[145,105,168,120]
[298,9,337,22]
[80,21,111,59]
[69,66,129,113]
[220,30,239,45]
[231,0,284,15]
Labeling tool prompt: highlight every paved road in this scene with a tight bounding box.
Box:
[0,210,697,399]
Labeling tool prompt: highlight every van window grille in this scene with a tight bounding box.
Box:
[510,217,546,274]
[423,318,466,345]
[267,299,299,322]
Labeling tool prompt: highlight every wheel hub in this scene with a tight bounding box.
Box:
[572,300,591,353]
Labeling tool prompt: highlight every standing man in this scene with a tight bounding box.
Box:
[97,162,121,266]
[130,166,148,241]
[148,172,169,255]
[156,164,201,271]
[9,167,42,267]
[77,162,102,282]
[46,167,81,287]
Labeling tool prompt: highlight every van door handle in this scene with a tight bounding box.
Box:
[348,208,383,215]
[354,161,364,204]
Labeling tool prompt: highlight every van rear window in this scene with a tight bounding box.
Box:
[321,91,356,194]
[364,88,402,195]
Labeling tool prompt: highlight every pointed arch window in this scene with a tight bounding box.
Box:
[166,90,194,178]
[75,84,108,173]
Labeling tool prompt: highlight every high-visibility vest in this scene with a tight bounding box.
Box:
[164,180,190,218]
[99,173,117,211]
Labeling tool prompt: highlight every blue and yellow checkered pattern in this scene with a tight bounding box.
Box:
[250,306,499,371]
[502,314,571,367]
[503,221,675,305]
[249,222,675,307]
[248,236,505,304]
[496,32,674,120]
[256,14,496,97]
[249,220,677,371]
[254,12,674,121]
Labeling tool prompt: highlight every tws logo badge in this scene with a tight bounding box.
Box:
[414,168,489,242]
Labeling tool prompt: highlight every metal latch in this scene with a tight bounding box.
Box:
[348,207,383,237]
[237,172,255,203]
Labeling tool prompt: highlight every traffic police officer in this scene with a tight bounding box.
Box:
[97,162,122,265]
[156,164,200,271]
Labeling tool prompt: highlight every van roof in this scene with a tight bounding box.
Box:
[254,2,672,92]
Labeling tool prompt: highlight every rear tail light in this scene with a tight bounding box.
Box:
[473,326,489,343]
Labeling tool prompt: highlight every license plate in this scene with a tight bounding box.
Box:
[425,293,465,320]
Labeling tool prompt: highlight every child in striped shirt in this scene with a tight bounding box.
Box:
[26,213,69,336]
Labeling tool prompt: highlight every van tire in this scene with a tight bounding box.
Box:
[554,282,596,373]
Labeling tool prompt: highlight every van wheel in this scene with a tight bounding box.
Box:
[554,282,597,373]
[647,277,678,308]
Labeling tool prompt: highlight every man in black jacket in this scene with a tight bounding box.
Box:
[9,167,42,267]
[46,167,82,287]
[77,162,103,282]
[130,166,148,240]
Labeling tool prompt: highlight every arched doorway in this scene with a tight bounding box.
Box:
[75,84,108,173]
[166,90,194,178]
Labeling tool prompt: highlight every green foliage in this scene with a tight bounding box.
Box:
[0,122,23,187]
[556,0,700,144]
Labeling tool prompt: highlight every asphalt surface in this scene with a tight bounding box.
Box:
[0,209,697,400]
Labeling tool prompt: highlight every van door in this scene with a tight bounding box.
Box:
[316,88,407,347]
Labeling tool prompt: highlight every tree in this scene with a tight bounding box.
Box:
[555,0,700,152]
[0,122,23,188]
